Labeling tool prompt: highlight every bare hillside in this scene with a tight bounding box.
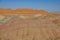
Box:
[0,14,60,40]
[0,8,60,40]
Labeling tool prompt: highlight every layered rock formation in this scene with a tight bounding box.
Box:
[0,8,48,15]
[0,8,60,40]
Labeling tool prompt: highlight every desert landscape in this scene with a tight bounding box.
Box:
[0,8,60,40]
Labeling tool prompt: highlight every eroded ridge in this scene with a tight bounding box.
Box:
[0,14,60,25]
[0,14,60,40]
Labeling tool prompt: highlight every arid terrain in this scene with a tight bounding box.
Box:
[0,8,60,40]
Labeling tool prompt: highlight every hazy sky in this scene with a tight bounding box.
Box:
[0,0,60,12]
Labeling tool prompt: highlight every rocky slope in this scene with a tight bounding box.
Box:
[0,8,60,40]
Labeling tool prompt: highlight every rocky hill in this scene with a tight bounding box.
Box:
[0,8,60,40]
[0,8,48,15]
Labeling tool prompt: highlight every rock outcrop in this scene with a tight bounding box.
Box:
[0,8,48,15]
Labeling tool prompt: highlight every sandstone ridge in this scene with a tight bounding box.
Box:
[0,8,48,15]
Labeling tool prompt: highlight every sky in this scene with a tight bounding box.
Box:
[0,0,60,12]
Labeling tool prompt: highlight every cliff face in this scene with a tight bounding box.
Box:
[0,8,48,15]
